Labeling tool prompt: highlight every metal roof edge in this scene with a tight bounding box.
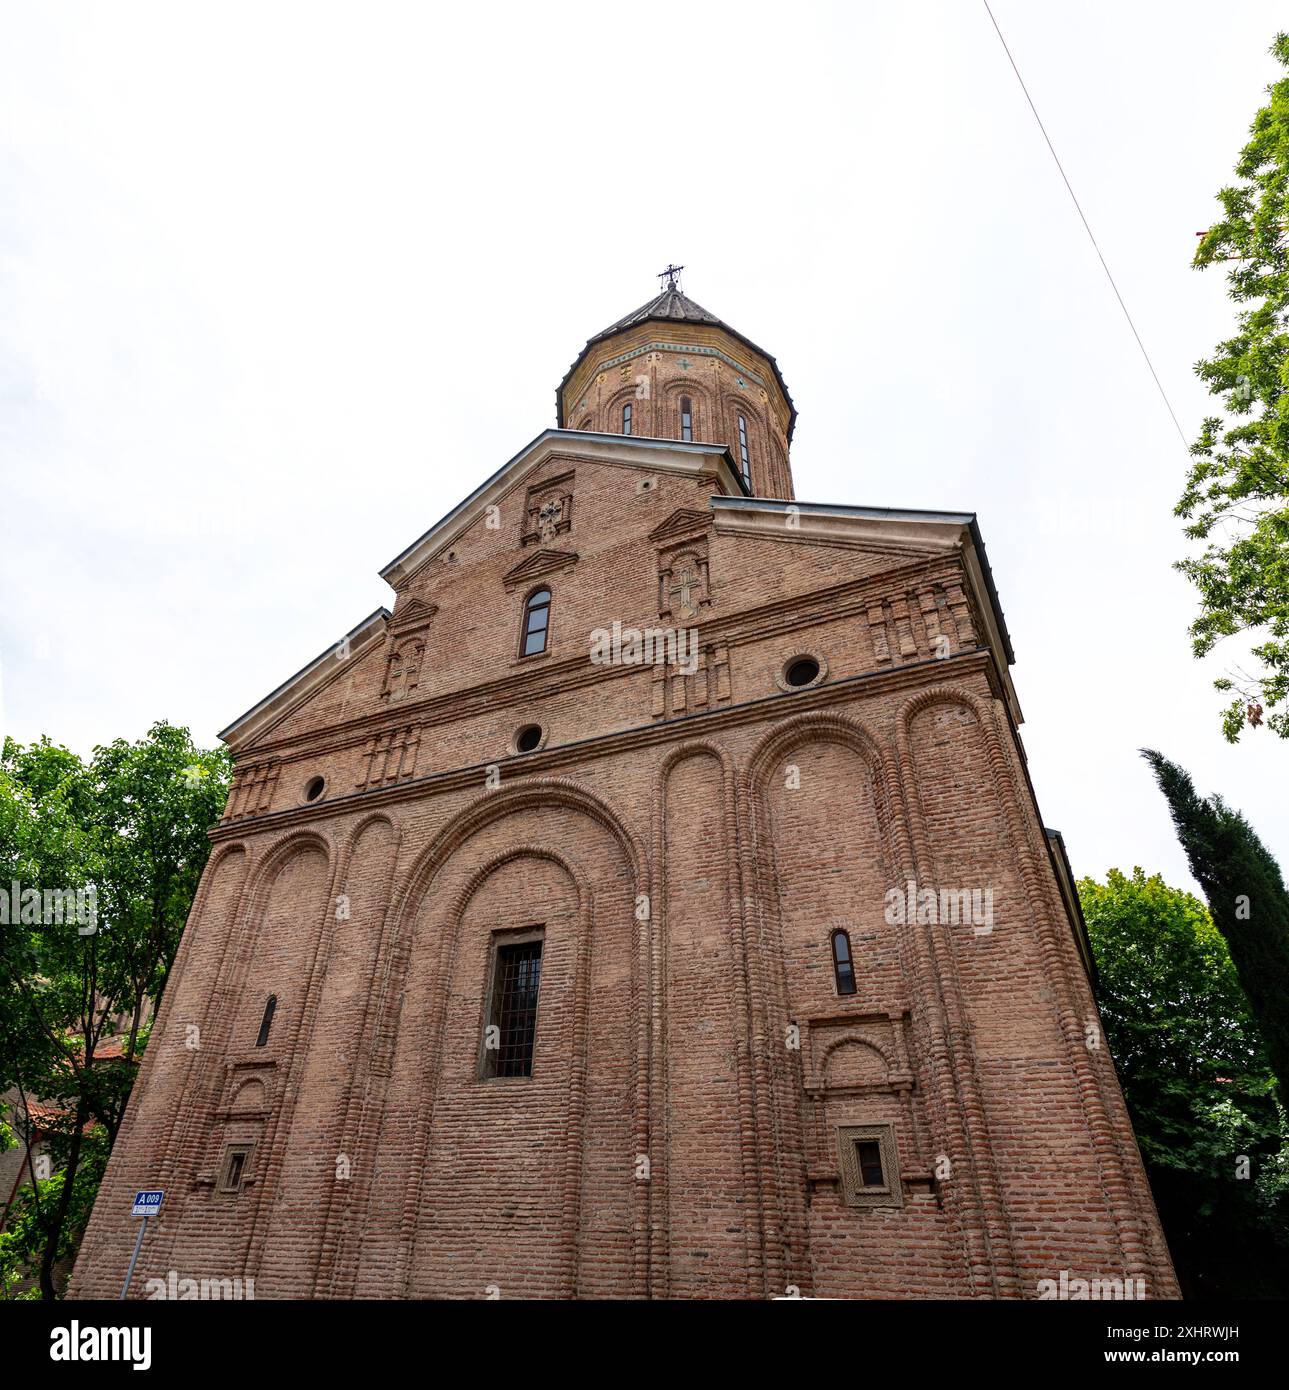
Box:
[218,606,391,744]
[711,497,1014,665]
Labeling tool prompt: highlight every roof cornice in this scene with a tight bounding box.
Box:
[712,496,1020,723]
[218,607,391,749]
[378,428,745,588]
[211,648,997,841]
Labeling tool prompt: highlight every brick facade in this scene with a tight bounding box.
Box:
[71,288,1178,1300]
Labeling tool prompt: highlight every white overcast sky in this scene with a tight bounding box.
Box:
[1,1,1285,896]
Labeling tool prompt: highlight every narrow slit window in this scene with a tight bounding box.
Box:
[679,396,693,442]
[737,414,751,489]
[521,587,551,657]
[622,402,633,436]
[255,994,277,1048]
[484,933,544,1078]
[831,930,856,996]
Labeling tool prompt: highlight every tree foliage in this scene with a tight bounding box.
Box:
[1182,32,1289,740]
[1080,867,1289,1297]
[1143,750,1289,1112]
[0,722,228,1298]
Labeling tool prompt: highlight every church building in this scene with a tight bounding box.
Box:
[72,275,1178,1299]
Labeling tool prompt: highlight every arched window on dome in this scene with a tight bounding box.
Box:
[622,402,633,436]
[831,930,856,996]
[679,396,693,442]
[520,587,552,657]
[737,414,752,491]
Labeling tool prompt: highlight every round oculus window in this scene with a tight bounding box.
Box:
[784,657,821,688]
[304,776,326,802]
[515,724,543,753]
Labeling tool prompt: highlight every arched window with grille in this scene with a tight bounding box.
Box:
[737,413,752,490]
[679,396,693,441]
[831,930,856,996]
[520,587,552,657]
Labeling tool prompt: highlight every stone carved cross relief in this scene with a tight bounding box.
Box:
[538,499,563,541]
[669,564,698,618]
[388,641,422,701]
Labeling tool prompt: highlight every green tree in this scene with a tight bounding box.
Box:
[89,723,231,1064]
[0,722,229,1298]
[1183,32,1289,741]
[1080,868,1288,1297]
[0,1128,110,1300]
[0,740,98,1300]
[1142,751,1289,1112]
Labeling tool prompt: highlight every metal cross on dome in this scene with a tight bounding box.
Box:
[657,263,684,292]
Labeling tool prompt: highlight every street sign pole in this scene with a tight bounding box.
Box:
[120,1189,164,1300]
[119,1217,148,1301]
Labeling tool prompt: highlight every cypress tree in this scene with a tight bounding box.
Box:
[1143,749,1289,1109]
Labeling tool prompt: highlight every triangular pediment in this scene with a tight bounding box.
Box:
[218,607,390,751]
[389,597,438,634]
[648,507,713,544]
[502,548,579,590]
[380,429,742,588]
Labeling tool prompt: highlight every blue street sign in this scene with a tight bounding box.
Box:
[131,1190,164,1217]
[121,1191,164,1298]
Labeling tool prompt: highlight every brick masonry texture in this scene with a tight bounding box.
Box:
[71,301,1179,1300]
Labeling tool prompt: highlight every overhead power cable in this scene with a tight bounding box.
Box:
[981,0,1191,453]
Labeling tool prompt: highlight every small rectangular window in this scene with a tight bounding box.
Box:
[855,1140,885,1188]
[622,402,633,436]
[737,414,751,490]
[483,931,544,1078]
[218,1144,253,1193]
[837,1124,903,1208]
[680,396,692,442]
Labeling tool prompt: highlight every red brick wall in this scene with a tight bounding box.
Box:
[71,392,1176,1302]
[559,321,794,500]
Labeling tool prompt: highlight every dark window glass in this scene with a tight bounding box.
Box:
[255,995,277,1048]
[622,402,633,435]
[786,657,821,688]
[521,588,551,657]
[226,1152,245,1188]
[680,396,692,442]
[487,938,543,1077]
[831,932,856,995]
[737,413,751,486]
[855,1139,885,1188]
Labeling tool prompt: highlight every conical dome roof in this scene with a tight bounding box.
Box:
[597,286,725,335]
[558,280,797,441]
